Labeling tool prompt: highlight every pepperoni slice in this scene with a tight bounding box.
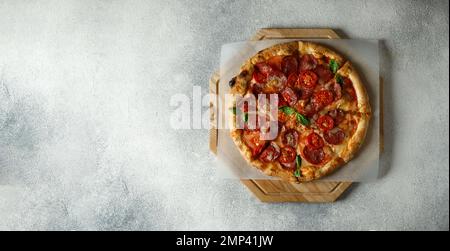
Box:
[282,56,298,76]
[282,129,299,147]
[267,56,284,72]
[298,70,318,89]
[317,115,334,131]
[281,87,298,106]
[259,142,281,163]
[299,54,318,71]
[303,145,325,165]
[307,132,324,150]
[242,130,266,156]
[312,90,334,108]
[324,127,345,145]
[314,65,334,84]
[279,146,297,166]
[286,73,298,88]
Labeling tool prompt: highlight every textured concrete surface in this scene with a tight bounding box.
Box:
[0,0,448,231]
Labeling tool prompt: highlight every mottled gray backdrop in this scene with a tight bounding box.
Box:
[0,0,448,230]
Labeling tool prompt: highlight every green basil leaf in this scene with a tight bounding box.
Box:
[230,107,237,115]
[294,155,302,177]
[296,155,302,168]
[335,74,343,85]
[329,59,339,74]
[296,113,310,126]
[279,106,296,115]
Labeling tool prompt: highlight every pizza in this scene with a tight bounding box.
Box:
[228,41,371,183]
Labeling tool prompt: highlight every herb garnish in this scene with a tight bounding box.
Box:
[329,59,339,74]
[279,106,310,126]
[294,155,302,177]
[335,74,344,85]
[279,106,296,115]
[296,113,310,126]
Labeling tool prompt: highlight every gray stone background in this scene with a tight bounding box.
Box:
[0,0,448,231]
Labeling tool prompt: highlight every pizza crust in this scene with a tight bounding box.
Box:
[338,62,371,114]
[250,42,299,64]
[299,41,345,67]
[229,41,371,183]
[335,62,372,162]
[340,112,371,162]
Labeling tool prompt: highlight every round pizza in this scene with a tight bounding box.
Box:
[228,41,371,183]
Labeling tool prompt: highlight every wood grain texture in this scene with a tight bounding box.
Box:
[251,28,340,40]
[210,28,352,203]
[241,180,352,203]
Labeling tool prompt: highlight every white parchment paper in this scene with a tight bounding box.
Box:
[215,39,380,182]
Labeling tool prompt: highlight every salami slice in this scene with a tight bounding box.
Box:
[282,129,299,147]
[324,127,345,145]
[282,56,298,76]
[281,87,298,106]
[314,65,334,84]
[259,142,281,163]
[325,80,342,100]
[299,54,318,71]
[343,77,357,101]
[332,82,342,99]
[303,145,325,165]
[328,109,346,125]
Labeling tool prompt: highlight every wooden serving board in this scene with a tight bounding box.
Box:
[210,28,352,203]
